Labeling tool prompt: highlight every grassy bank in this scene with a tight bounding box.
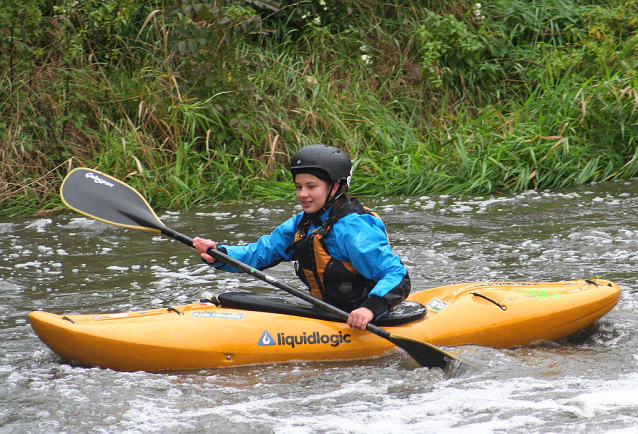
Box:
[2,0,638,216]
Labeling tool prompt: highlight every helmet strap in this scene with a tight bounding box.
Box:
[307,182,341,220]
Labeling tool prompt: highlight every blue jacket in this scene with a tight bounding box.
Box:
[210,205,410,314]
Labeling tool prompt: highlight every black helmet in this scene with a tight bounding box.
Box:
[290,144,352,190]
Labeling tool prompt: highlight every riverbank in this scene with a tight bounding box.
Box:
[2,0,638,216]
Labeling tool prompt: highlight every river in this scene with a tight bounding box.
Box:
[1,180,637,433]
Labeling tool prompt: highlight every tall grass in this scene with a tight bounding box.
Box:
[2,0,638,215]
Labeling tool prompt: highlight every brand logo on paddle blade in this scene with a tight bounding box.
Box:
[258,330,277,346]
[85,172,115,188]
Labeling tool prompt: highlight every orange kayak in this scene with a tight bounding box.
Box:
[28,279,621,372]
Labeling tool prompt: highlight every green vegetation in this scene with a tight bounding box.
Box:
[2,0,638,215]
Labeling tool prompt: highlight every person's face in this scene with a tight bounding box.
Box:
[294,173,338,214]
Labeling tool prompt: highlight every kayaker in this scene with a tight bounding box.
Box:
[193,144,411,330]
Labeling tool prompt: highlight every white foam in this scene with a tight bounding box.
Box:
[14,261,42,268]
[62,217,97,228]
[25,219,52,233]
[0,223,15,233]
[195,212,233,219]
[106,266,130,272]
[185,373,638,433]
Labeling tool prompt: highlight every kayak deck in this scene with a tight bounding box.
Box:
[28,279,621,371]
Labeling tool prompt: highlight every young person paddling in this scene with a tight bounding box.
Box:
[193,144,411,330]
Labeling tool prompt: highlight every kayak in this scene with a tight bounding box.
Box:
[28,278,620,372]
[46,169,621,371]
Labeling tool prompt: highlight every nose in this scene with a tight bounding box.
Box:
[297,186,309,197]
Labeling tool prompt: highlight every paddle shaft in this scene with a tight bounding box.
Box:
[161,226,393,336]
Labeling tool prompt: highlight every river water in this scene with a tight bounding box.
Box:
[1,180,637,433]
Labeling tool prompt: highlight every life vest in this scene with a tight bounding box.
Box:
[289,198,385,312]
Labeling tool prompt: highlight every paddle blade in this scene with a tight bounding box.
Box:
[386,333,460,370]
[60,168,165,232]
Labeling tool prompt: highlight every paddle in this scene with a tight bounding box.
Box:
[60,167,472,370]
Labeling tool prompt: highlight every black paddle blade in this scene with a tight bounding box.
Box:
[60,168,165,232]
[386,333,456,370]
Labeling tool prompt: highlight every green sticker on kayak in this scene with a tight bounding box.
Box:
[516,289,563,302]
[191,311,244,319]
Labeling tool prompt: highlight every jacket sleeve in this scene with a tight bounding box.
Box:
[210,213,301,273]
[325,213,411,317]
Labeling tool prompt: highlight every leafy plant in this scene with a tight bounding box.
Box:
[417,11,484,88]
